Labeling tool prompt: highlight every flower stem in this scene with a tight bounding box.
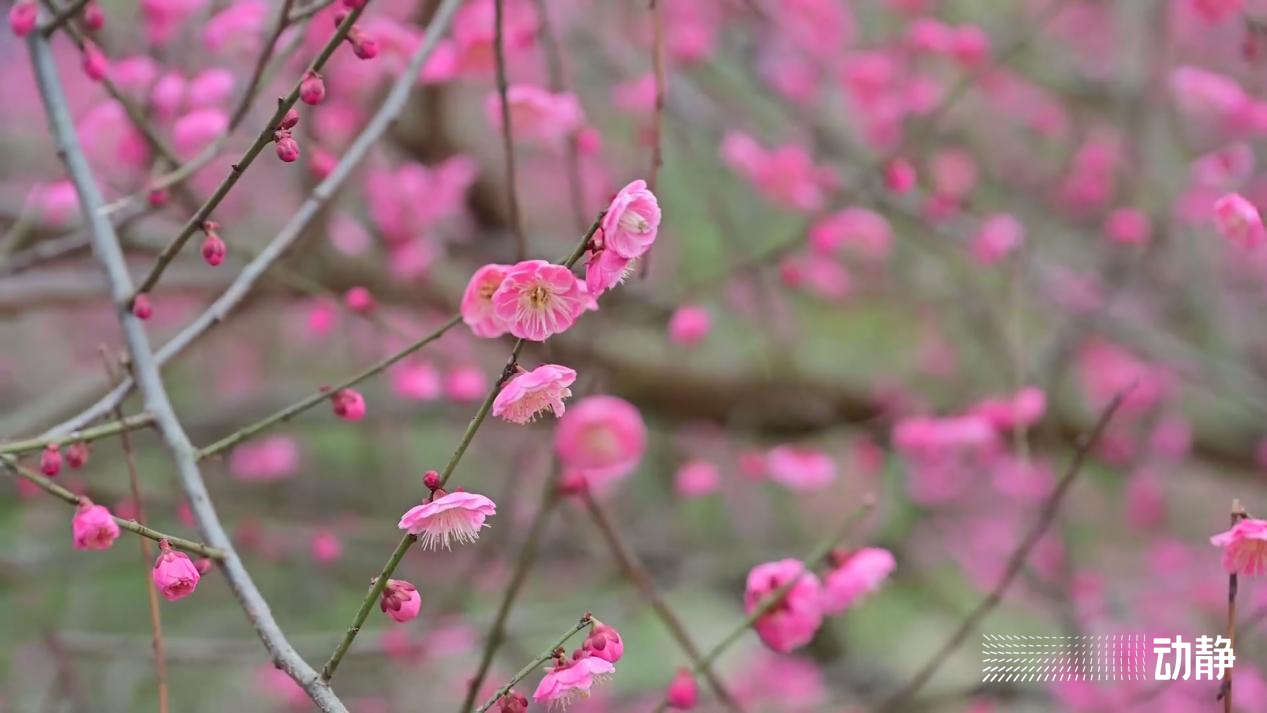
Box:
[474,614,594,713]
[320,533,416,681]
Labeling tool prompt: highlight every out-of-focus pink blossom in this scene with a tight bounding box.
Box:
[744,558,823,652]
[311,530,342,563]
[668,306,711,347]
[1211,518,1267,575]
[485,85,585,143]
[229,436,299,482]
[331,388,367,421]
[555,395,647,489]
[173,108,228,158]
[766,446,837,492]
[809,208,893,262]
[1214,192,1266,249]
[445,365,488,403]
[1103,208,1152,246]
[971,213,1025,265]
[821,547,895,613]
[721,131,837,213]
[391,361,442,401]
[666,668,698,709]
[675,459,721,498]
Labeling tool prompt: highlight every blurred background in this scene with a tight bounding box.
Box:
[3,0,1267,710]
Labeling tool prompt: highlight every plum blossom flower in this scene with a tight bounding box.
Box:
[766,446,837,492]
[971,213,1026,265]
[485,85,585,143]
[584,247,636,298]
[1214,193,1266,249]
[153,540,201,601]
[398,491,497,549]
[461,263,511,338]
[721,131,837,212]
[1211,518,1267,576]
[493,364,576,424]
[532,656,615,707]
[72,499,121,550]
[491,260,587,342]
[808,208,893,262]
[600,180,661,259]
[668,305,711,346]
[820,547,896,614]
[379,579,422,622]
[582,620,623,663]
[555,396,647,488]
[744,558,823,653]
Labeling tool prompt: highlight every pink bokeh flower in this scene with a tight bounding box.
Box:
[809,208,893,262]
[675,459,721,498]
[766,446,837,492]
[461,263,511,338]
[600,179,661,259]
[492,364,576,424]
[380,578,422,623]
[555,396,647,487]
[485,85,585,143]
[721,131,837,212]
[72,499,121,551]
[1211,518,1267,576]
[152,540,201,601]
[666,668,699,709]
[820,547,896,614]
[971,213,1026,265]
[398,490,497,549]
[744,558,823,653]
[491,260,586,342]
[532,656,615,707]
[1214,193,1266,249]
[667,305,711,347]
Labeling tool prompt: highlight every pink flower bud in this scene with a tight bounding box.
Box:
[132,293,153,320]
[41,444,62,477]
[349,28,378,59]
[65,442,90,469]
[344,286,374,312]
[82,41,109,82]
[84,1,105,30]
[9,0,36,37]
[274,132,300,163]
[147,186,169,207]
[300,70,326,105]
[72,499,120,550]
[885,158,916,194]
[279,107,300,131]
[331,388,366,421]
[201,232,226,266]
[194,557,213,574]
[152,540,201,601]
[379,579,421,623]
[666,668,698,710]
[333,7,350,25]
[423,470,440,492]
[497,691,528,713]
[582,621,624,663]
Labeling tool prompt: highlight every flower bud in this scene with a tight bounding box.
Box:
[41,444,63,477]
[65,442,90,469]
[9,0,36,36]
[582,620,624,663]
[349,28,378,60]
[132,293,153,320]
[344,286,374,313]
[423,470,440,492]
[152,540,201,601]
[300,70,326,105]
[665,668,698,710]
[275,132,300,163]
[497,691,528,713]
[84,1,104,30]
[279,107,300,131]
[379,579,421,623]
[331,388,366,421]
[885,158,916,194]
[82,41,109,82]
[72,499,121,550]
[201,231,226,266]
[147,186,169,207]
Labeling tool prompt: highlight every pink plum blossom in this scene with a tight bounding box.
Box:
[600,179,661,259]
[744,558,824,653]
[675,459,721,498]
[668,305,711,346]
[72,500,121,551]
[532,656,615,707]
[1214,193,1266,249]
[555,396,647,487]
[491,260,586,342]
[492,364,576,424]
[228,436,299,481]
[485,85,585,143]
[766,446,837,492]
[1211,518,1267,576]
[398,490,497,549]
[820,548,896,614]
[152,540,201,601]
[379,579,422,623]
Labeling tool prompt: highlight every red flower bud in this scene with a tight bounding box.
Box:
[83,1,104,30]
[40,444,63,477]
[300,71,326,105]
[132,293,153,320]
[279,107,300,131]
[201,232,226,266]
[275,132,300,163]
[65,442,90,469]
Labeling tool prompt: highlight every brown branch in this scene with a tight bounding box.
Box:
[492,0,525,259]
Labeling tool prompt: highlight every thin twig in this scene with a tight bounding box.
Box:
[1219,500,1247,712]
[474,614,595,713]
[229,0,298,131]
[493,0,526,260]
[531,0,586,233]
[876,386,1133,712]
[458,475,562,712]
[37,0,465,443]
[38,0,90,35]
[322,211,605,682]
[580,487,741,711]
[1,412,153,455]
[648,0,665,192]
[129,0,373,301]
[28,31,347,712]
[101,349,170,713]
[0,454,223,558]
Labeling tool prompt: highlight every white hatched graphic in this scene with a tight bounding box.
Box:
[981,634,1148,683]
